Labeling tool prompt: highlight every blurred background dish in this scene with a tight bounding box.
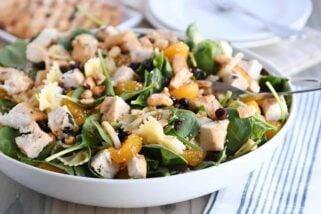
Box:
[145,0,312,47]
[0,0,143,42]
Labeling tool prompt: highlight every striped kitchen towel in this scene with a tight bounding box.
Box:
[204,90,321,214]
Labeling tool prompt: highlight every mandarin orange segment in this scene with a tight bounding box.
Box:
[115,81,143,95]
[170,82,199,99]
[164,42,189,61]
[266,121,282,140]
[61,92,91,126]
[182,149,206,167]
[109,134,143,164]
[244,100,261,114]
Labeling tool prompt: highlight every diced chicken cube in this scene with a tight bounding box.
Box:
[15,122,53,159]
[0,67,33,95]
[199,120,229,151]
[112,66,137,86]
[104,31,136,49]
[100,96,130,122]
[31,28,59,47]
[91,149,119,178]
[72,34,98,65]
[26,43,47,63]
[222,73,249,91]
[190,95,222,119]
[261,96,288,121]
[238,60,263,80]
[48,106,78,139]
[147,88,173,107]
[0,103,36,130]
[237,105,257,118]
[198,117,213,125]
[26,28,59,63]
[233,66,260,93]
[60,69,85,89]
[127,154,147,179]
[127,37,153,62]
[169,55,193,89]
[218,52,244,77]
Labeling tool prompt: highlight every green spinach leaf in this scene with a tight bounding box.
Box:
[259,75,289,92]
[185,22,204,49]
[98,49,115,96]
[0,127,19,158]
[131,68,163,106]
[153,53,172,86]
[0,99,16,114]
[173,109,200,138]
[0,40,28,70]
[248,116,276,141]
[193,39,223,74]
[92,120,113,147]
[141,144,187,166]
[226,108,251,155]
[45,114,103,162]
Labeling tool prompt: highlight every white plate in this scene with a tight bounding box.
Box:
[147,0,312,42]
[0,29,296,207]
[0,5,143,43]
[144,6,281,48]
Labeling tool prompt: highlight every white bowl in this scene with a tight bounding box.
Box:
[0,37,295,208]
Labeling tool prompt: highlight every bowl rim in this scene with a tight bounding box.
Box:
[0,28,296,184]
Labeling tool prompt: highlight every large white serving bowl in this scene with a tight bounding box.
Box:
[0,33,295,208]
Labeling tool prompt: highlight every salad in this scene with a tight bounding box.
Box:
[0,24,290,179]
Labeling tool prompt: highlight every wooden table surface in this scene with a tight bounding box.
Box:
[1,1,321,213]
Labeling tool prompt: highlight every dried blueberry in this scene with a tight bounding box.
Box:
[180,98,189,108]
[144,59,154,71]
[215,108,228,120]
[37,120,51,133]
[174,119,183,130]
[173,98,190,110]
[191,67,207,80]
[118,128,128,142]
[129,62,140,71]
[149,38,155,44]
[34,61,46,70]
[69,61,81,70]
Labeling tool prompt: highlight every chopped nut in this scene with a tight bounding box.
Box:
[215,55,231,64]
[64,136,76,145]
[147,93,173,107]
[197,80,212,88]
[109,46,121,58]
[35,70,48,86]
[92,85,106,96]
[81,89,93,99]
[83,77,96,89]
[154,38,169,50]
[94,72,106,85]
[80,98,95,105]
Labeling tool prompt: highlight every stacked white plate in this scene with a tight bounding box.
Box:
[145,0,312,48]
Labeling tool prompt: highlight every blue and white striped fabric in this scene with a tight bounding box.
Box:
[204,91,321,214]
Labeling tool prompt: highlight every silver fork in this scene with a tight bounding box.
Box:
[212,78,321,100]
[211,0,306,39]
